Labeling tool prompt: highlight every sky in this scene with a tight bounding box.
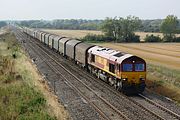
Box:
[0,0,180,20]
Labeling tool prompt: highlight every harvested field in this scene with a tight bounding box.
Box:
[42,29,180,41]
[135,32,180,41]
[42,29,102,39]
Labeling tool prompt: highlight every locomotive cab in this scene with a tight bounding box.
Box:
[87,46,146,94]
[119,56,146,94]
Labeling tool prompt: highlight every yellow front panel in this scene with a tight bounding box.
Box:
[121,72,146,84]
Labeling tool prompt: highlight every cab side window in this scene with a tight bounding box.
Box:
[109,63,115,73]
[91,54,95,62]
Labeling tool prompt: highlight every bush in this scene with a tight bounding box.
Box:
[81,34,115,42]
[128,34,140,42]
[81,33,140,43]
[175,29,180,34]
[174,37,180,42]
[144,34,162,42]
[162,35,180,42]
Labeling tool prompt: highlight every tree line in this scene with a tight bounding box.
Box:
[82,15,180,42]
[13,15,180,42]
[15,19,102,30]
[14,19,180,33]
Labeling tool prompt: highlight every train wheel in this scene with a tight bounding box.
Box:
[108,77,114,86]
[117,80,123,92]
[106,77,109,84]
[97,73,100,79]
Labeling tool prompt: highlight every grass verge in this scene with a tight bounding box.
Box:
[0,32,69,119]
[146,64,180,104]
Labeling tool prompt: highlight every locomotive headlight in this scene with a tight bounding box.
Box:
[122,78,127,81]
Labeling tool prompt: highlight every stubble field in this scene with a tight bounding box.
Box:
[42,29,102,39]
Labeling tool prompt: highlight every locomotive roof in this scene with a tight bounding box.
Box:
[88,46,133,64]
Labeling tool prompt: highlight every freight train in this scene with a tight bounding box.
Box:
[23,27,146,94]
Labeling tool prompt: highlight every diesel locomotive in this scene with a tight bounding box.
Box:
[23,27,146,94]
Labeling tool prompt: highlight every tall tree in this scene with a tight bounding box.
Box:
[160,15,179,42]
[121,16,141,42]
[101,17,119,40]
[101,16,141,42]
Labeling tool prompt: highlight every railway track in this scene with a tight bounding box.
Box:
[138,94,180,119]
[14,29,129,120]
[13,28,180,120]
[65,61,179,120]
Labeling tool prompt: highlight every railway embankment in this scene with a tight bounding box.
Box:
[0,31,70,120]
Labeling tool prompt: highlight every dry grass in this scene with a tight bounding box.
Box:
[0,27,9,35]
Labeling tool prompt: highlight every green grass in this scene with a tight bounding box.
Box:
[147,64,180,103]
[0,81,55,120]
[0,33,56,120]
[147,64,180,88]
